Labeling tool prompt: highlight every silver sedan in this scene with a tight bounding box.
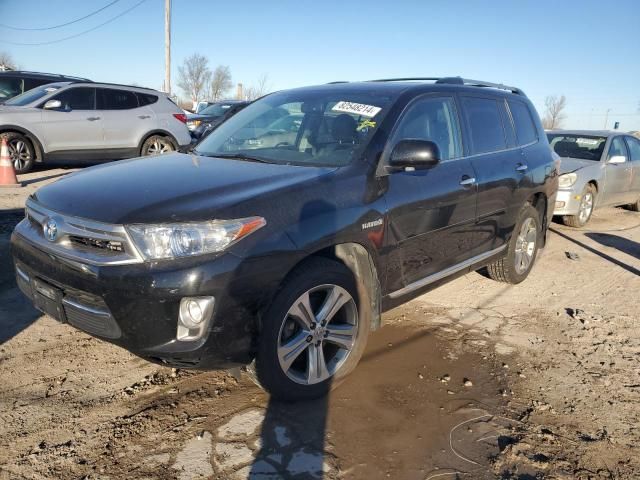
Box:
[548,130,640,227]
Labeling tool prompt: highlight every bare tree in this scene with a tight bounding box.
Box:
[177,53,211,104]
[542,95,567,129]
[208,65,233,101]
[0,51,17,71]
[244,74,271,100]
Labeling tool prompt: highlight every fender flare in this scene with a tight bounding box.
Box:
[0,124,45,161]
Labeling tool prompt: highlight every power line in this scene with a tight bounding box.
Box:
[0,0,122,31]
[0,0,148,46]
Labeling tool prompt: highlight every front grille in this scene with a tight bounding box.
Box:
[17,199,143,266]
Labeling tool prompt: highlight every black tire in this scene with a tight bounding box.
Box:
[140,135,176,156]
[562,184,595,228]
[1,132,35,174]
[254,257,370,401]
[486,204,541,284]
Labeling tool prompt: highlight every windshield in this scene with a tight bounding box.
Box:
[547,134,607,161]
[195,89,394,167]
[4,84,62,107]
[200,103,237,116]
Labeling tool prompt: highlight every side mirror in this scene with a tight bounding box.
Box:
[608,155,626,164]
[43,99,63,110]
[389,139,441,171]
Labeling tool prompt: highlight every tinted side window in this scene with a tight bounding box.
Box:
[508,100,538,145]
[0,77,24,99]
[462,97,507,154]
[624,136,640,161]
[51,87,96,110]
[23,78,51,92]
[97,88,138,110]
[136,92,158,106]
[608,137,628,160]
[390,97,462,160]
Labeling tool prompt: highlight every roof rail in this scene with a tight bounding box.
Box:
[2,70,92,81]
[326,81,349,84]
[367,76,525,96]
[90,82,158,92]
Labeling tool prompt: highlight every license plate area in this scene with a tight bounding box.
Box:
[33,278,66,323]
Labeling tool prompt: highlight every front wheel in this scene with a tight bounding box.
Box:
[562,184,595,227]
[486,204,541,284]
[254,258,369,401]
[140,135,176,156]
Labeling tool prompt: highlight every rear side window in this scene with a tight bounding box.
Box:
[136,92,158,106]
[390,96,462,160]
[508,100,538,145]
[462,97,507,154]
[0,77,23,99]
[97,88,138,110]
[624,136,640,161]
[51,87,96,110]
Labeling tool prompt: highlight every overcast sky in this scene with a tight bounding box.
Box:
[1,0,639,130]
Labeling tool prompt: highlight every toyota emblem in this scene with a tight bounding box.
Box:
[43,218,58,242]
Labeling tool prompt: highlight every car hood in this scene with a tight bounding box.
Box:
[32,153,337,224]
[558,157,601,175]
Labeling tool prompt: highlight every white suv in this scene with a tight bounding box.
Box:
[0,82,192,173]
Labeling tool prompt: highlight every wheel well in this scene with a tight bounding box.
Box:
[587,180,598,193]
[0,128,43,161]
[528,193,548,246]
[139,131,178,155]
[283,243,382,332]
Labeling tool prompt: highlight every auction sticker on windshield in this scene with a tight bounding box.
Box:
[332,101,381,118]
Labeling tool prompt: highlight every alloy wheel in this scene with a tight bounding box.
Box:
[578,192,593,224]
[146,138,172,155]
[8,139,31,171]
[514,217,537,275]
[277,284,358,385]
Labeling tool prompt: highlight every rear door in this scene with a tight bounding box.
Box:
[39,86,104,154]
[383,95,478,292]
[624,136,640,200]
[97,88,153,154]
[602,136,633,205]
[459,95,522,251]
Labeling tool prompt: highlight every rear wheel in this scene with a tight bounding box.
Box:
[1,132,35,174]
[254,258,369,401]
[486,204,541,284]
[141,135,175,156]
[562,184,595,227]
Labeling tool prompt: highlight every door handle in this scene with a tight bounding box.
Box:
[138,115,151,119]
[86,116,101,121]
[516,163,528,172]
[459,176,476,186]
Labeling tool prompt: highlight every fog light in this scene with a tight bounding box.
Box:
[555,201,565,209]
[178,296,215,341]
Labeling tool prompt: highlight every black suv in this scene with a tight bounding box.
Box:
[11,77,557,400]
[0,70,91,102]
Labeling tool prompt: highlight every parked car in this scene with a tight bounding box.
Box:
[186,100,249,134]
[0,70,91,103]
[0,81,192,173]
[11,77,557,400]
[548,130,640,226]
[190,101,249,140]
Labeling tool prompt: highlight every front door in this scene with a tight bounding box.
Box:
[383,95,478,292]
[40,87,103,155]
[602,136,633,206]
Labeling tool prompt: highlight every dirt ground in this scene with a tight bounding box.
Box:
[1,167,639,480]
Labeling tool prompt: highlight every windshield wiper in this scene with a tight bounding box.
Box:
[198,152,272,164]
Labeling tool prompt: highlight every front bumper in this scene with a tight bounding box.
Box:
[553,189,582,216]
[10,229,283,369]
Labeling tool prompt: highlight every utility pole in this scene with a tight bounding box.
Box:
[603,108,611,129]
[164,0,171,95]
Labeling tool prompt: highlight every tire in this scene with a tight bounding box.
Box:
[1,132,35,174]
[626,197,640,212]
[254,257,370,401]
[140,135,176,156]
[562,184,595,228]
[486,204,541,284]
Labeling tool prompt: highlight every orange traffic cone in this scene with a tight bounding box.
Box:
[0,137,22,188]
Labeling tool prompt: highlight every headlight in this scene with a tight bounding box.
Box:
[126,217,266,260]
[558,173,578,188]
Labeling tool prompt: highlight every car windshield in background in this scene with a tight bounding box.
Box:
[547,134,607,161]
[4,84,62,106]
[195,89,394,167]
[200,103,236,116]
